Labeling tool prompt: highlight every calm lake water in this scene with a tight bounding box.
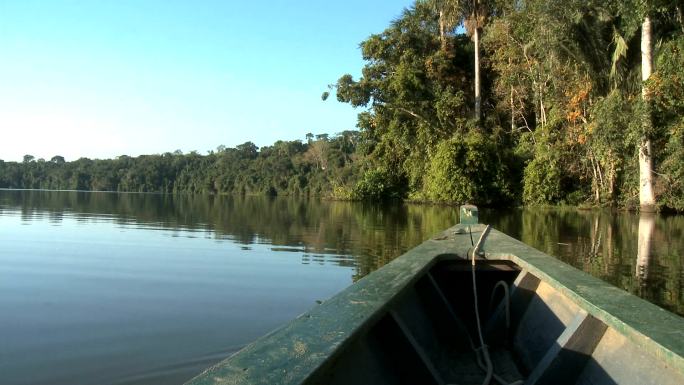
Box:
[1,190,682,385]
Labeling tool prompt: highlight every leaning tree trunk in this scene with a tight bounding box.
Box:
[474,25,481,121]
[639,16,656,212]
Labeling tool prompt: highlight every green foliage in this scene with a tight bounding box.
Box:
[332,2,477,200]
[50,155,66,164]
[582,90,650,207]
[352,168,404,201]
[331,183,355,200]
[423,130,513,205]
[652,36,684,210]
[660,120,684,211]
[0,134,362,198]
[523,151,562,205]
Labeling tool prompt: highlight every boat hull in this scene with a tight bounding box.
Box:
[185,222,684,385]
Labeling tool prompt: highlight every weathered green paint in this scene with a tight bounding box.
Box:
[184,221,684,384]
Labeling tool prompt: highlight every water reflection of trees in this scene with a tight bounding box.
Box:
[482,208,684,316]
[0,190,458,282]
[3,190,681,315]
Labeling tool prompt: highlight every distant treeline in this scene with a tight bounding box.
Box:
[0,132,361,197]
[3,0,684,211]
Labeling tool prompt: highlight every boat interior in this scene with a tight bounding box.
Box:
[304,257,683,385]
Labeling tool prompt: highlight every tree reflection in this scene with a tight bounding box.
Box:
[636,213,655,284]
[1,190,681,316]
[0,190,458,283]
[482,207,683,316]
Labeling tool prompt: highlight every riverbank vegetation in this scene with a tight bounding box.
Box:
[1,0,683,211]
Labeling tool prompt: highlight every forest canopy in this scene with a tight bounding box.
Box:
[0,133,360,198]
[2,0,684,211]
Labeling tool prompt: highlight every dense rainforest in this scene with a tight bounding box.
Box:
[2,0,684,211]
[0,135,360,197]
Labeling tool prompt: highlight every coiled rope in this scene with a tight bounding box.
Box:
[468,225,522,385]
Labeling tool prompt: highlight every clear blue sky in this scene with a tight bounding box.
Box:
[0,0,415,161]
